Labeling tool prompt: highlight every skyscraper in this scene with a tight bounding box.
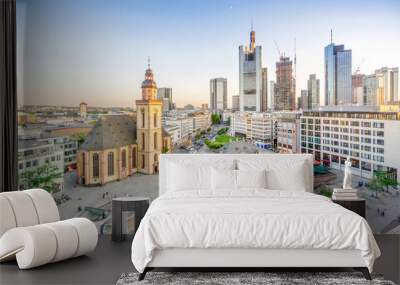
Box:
[274,56,295,111]
[239,27,262,112]
[324,36,352,105]
[79,102,87,118]
[307,74,320,109]
[157,87,173,111]
[210,78,227,114]
[300,90,308,110]
[261,67,268,112]
[363,74,382,106]
[352,73,364,105]
[232,95,240,111]
[374,67,399,104]
[269,81,276,110]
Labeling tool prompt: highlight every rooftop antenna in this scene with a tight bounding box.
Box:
[330,29,333,44]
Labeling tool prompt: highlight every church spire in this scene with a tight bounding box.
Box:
[141,58,157,100]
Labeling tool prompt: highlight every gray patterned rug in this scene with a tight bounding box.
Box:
[116,272,395,285]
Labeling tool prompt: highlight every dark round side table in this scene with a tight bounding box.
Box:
[112,196,150,242]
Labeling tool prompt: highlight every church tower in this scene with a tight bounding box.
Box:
[136,60,162,174]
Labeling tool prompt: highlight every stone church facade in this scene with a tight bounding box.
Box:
[77,64,171,186]
[136,64,163,174]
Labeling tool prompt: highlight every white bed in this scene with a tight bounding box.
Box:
[131,154,380,280]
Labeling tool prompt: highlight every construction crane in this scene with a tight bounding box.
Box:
[273,40,283,58]
[355,58,365,74]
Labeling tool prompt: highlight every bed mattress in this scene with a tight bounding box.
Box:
[131,190,380,273]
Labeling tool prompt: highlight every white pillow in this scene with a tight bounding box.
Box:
[266,163,306,191]
[167,162,212,191]
[236,169,267,189]
[237,158,307,191]
[212,168,237,191]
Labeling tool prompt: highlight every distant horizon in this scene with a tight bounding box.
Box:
[17,0,400,108]
[18,103,201,109]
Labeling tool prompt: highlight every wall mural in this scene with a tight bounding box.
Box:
[16,0,400,235]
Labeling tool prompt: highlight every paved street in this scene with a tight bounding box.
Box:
[58,149,399,235]
[57,125,226,220]
[326,168,400,233]
[58,172,159,220]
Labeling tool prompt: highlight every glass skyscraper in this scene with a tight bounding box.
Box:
[324,43,352,105]
[210,78,227,114]
[239,28,262,112]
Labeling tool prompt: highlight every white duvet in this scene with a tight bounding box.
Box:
[131,190,380,273]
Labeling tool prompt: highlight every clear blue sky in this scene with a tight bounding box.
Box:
[17,0,400,108]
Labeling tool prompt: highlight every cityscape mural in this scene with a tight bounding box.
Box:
[16,0,400,235]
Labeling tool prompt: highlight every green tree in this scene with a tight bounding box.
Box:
[367,177,384,198]
[211,114,221,125]
[20,163,63,193]
[162,146,169,153]
[318,185,332,198]
[375,171,398,192]
[71,133,87,146]
[217,127,228,135]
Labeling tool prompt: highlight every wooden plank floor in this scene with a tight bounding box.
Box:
[1,235,398,285]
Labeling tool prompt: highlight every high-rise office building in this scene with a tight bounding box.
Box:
[269,81,276,110]
[210,78,227,114]
[274,56,295,111]
[261,67,268,112]
[352,73,364,105]
[232,95,240,111]
[325,39,352,105]
[157,88,173,111]
[79,102,87,118]
[297,97,302,111]
[363,74,384,106]
[374,67,399,104]
[307,74,320,109]
[239,28,262,112]
[300,90,308,110]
